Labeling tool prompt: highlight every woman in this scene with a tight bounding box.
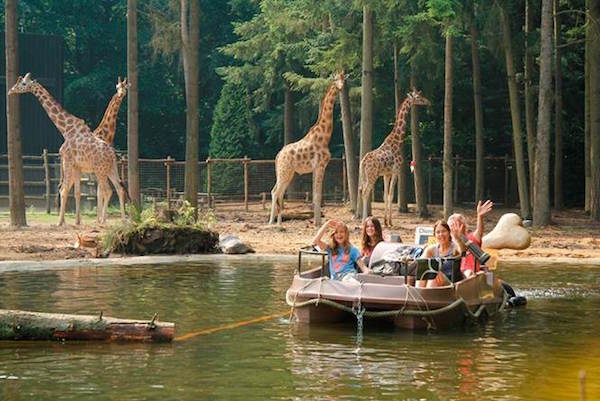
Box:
[418,220,465,287]
[312,219,370,280]
[360,217,384,266]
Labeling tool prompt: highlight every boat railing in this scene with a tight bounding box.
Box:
[297,247,328,277]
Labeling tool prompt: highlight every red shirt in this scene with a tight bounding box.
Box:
[461,232,481,274]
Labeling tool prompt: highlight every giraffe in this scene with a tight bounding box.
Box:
[8,73,127,226]
[357,89,430,226]
[57,76,130,222]
[269,72,345,226]
[94,76,129,144]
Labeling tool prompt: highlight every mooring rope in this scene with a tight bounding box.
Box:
[173,310,289,342]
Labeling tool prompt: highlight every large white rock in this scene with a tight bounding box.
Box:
[482,213,531,250]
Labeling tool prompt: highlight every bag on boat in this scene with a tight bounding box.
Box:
[370,245,423,276]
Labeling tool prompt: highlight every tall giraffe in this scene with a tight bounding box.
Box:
[269,72,345,225]
[357,89,430,226]
[94,77,129,144]
[57,77,130,220]
[8,73,127,226]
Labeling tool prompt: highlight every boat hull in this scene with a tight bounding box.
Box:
[286,270,506,330]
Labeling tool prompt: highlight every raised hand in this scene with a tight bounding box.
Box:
[477,200,493,218]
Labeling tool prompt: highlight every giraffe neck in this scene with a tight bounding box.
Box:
[309,82,340,143]
[383,97,414,147]
[94,93,125,144]
[30,84,82,139]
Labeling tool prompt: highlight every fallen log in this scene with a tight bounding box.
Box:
[0,310,174,343]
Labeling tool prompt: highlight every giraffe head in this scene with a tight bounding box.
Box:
[333,71,345,90]
[407,89,430,106]
[8,72,36,95]
[116,77,131,97]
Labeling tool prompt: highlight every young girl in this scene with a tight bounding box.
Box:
[360,216,384,266]
[312,219,370,280]
[418,220,465,287]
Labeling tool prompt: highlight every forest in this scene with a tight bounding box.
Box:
[2,0,600,226]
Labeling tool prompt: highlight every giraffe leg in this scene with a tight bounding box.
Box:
[383,175,391,226]
[313,167,326,226]
[361,182,374,221]
[58,172,74,227]
[269,170,293,225]
[101,178,113,224]
[72,170,82,225]
[108,168,127,221]
[96,181,105,224]
[388,174,397,227]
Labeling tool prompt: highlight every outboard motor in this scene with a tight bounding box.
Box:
[459,234,527,307]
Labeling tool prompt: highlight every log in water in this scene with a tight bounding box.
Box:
[0,309,174,342]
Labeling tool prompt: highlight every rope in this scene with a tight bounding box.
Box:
[173,310,289,342]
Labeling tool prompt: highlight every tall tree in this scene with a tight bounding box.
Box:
[127,0,141,208]
[524,0,536,204]
[442,32,453,220]
[410,71,429,217]
[585,0,591,212]
[589,0,600,220]
[181,0,200,211]
[470,1,486,204]
[394,43,409,213]
[500,3,532,219]
[553,0,563,209]
[340,84,358,212]
[4,0,26,227]
[358,5,374,217]
[533,0,553,226]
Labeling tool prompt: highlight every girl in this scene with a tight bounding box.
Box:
[360,216,384,266]
[312,219,370,280]
[418,220,465,287]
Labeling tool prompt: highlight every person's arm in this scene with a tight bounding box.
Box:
[449,220,467,254]
[356,255,370,274]
[311,219,337,250]
[473,200,493,241]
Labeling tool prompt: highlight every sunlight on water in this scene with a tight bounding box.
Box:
[0,260,598,401]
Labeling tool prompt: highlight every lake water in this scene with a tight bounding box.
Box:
[0,259,598,400]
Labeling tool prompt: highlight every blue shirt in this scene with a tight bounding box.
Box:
[327,246,361,280]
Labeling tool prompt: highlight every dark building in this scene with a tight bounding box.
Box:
[1,32,64,155]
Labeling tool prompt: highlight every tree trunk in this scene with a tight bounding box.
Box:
[0,309,174,342]
[533,0,553,226]
[127,0,141,208]
[470,5,485,204]
[443,34,453,220]
[589,0,600,220]
[340,85,358,212]
[394,43,408,213]
[182,0,200,211]
[359,5,374,217]
[284,85,295,145]
[500,6,532,219]
[411,72,429,218]
[524,0,536,207]
[553,0,563,210]
[5,0,26,227]
[585,0,591,213]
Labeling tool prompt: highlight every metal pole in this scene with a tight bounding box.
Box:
[243,156,249,211]
[206,158,212,208]
[165,156,172,209]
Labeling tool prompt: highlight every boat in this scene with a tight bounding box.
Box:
[285,242,509,330]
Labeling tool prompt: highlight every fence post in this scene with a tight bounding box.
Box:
[341,155,347,203]
[165,156,173,209]
[243,156,249,211]
[453,155,460,204]
[43,149,51,214]
[206,158,212,208]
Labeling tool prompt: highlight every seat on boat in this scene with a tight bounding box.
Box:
[413,258,463,283]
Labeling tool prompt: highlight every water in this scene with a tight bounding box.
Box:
[0,260,598,400]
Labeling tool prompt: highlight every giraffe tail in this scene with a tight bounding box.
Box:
[118,180,131,203]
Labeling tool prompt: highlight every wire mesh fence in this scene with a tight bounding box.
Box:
[0,152,522,212]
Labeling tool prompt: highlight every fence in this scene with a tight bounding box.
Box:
[0,152,522,212]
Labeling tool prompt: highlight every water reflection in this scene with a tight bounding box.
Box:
[0,261,598,401]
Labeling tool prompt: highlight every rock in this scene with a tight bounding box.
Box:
[219,235,255,254]
[482,213,531,250]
